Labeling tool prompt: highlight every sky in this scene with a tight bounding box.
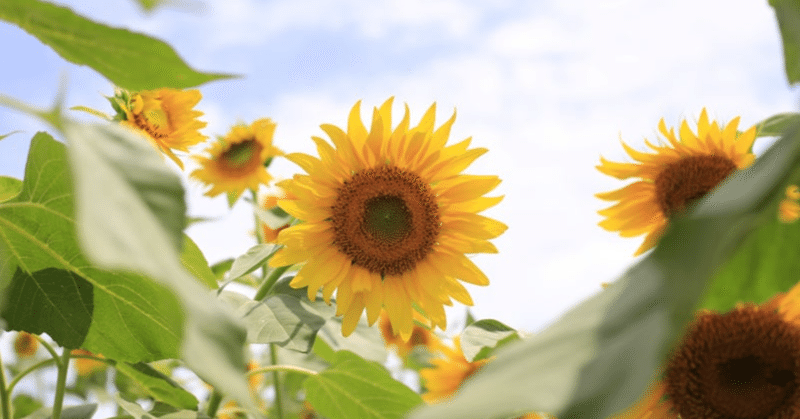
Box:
[1,0,798,336]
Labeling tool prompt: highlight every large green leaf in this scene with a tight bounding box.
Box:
[2,268,93,349]
[0,133,182,361]
[304,351,423,419]
[755,112,800,137]
[0,0,235,90]
[411,124,800,418]
[225,243,276,283]
[459,319,519,362]
[180,235,218,289]
[770,0,800,85]
[114,362,198,410]
[63,122,252,408]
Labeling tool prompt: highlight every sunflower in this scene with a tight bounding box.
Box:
[597,109,756,255]
[779,185,800,223]
[269,98,506,338]
[378,309,438,358]
[116,88,207,169]
[70,349,107,376]
[191,119,282,202]
[420,336,491,403]
[614,293,800,419]
[13,331,38,359]
[259,188,294,243]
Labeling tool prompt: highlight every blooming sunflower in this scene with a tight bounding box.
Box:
[70,349,107,376]
[614,293,800,419]
[420,336,491,403]
[597,109,756,255]
[269,98,506,338]
[378,309,438,358]
[191,119,282,203]
[116,88,207,169]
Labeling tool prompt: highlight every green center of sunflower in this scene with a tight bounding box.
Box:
[331,166,440,277]
[665,306,800,419]
[363,196,413,244]
[219,140,263,174]
[654,154,737,217]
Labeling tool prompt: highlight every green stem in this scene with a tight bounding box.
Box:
[35,336,60,361]
[6,359,57,394]
[205,390,223,418]
[0,347,12,419]
[50,350,71,419]
[253,265,290,301]
[269,344,285,419]
[247,364,318,378]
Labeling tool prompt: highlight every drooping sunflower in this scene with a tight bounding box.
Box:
[597,109,756,255]
[420,336,491,403]
[115,88,207,169]
[614,293,800,419]
[378,309,439,358]
[269,98,506,338]
[191,119,282,202]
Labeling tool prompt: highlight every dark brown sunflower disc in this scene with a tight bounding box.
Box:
[654,154,736,217]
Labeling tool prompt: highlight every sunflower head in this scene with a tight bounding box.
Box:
[378,309,438,358]
[191,118,282,204]
[618,298,800,419]
[269,98,506,338]
[114,88,207,169]
[259,189,294,243]
[13,331,38,359]
[420,336,491,403]
[596,109,757,255]
[71,349,106,376]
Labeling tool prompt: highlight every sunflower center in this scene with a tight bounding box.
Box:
[665,306,800,419]
[654,155,737,217]
[133,102,172,139]
[219,140,263,175]
[331,166,440,277]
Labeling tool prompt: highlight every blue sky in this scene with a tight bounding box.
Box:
[1,0,798,334]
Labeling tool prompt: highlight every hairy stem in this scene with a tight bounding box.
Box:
[50,349,71,419]
[254,265,290,301]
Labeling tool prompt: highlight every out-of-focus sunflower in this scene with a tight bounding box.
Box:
[597,109,756,255]
[269,98,506,338]
[420,336,491,403]
[113,88,207,169]
[779,185,800,223]
[191,119,282,203]
[13,331,38,359]
[71,349,107,376]
[259,188,294,243]
[614,293,800,419]
[378,309,438,358]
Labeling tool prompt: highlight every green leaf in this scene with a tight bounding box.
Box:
[219,291,326,352]
[12,394,42,418]
[755,112,800,137]
[210,258,234,280]
[0,133,182,361]
[316,318,387,364]
[304,351,423,419]
[2,268,93,349]
[0,176,22,203]
[62,122,252,407]
[226,244,276,282]
[114,362,198,410]
[134,0,171,12]
[770,0,800,84]
[410,124,800,418]
[459,319,520,362]
[49,404,98,419]
[180,235,218,289]
[0,0,235,90]
[0,130,21,141]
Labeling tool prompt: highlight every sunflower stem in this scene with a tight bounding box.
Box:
[254,265,290,301]
[205,390,223,418]
[247,364,318,378]
[6,359,57,394]
[269,343,285,419]
[0,344,13,419]
[51,349,71,419]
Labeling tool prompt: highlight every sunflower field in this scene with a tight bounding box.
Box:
[3,0,800,418]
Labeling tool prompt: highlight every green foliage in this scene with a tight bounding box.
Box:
[0,176,22,202]
[3,268,93,349]
[755,112,800,137]
[770,0,800,85]
[114,362,198,410]
[411,125,800,418]
[49,404,98,419]
[316,318,388,364]
[180,235,218,289]
[0,0,235,90]
[225,243,277,283]
[12,394,42,418]
[304,351,423,419]
[0,133,183,361]
[459,319,519,362]
[61,121,252,406]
